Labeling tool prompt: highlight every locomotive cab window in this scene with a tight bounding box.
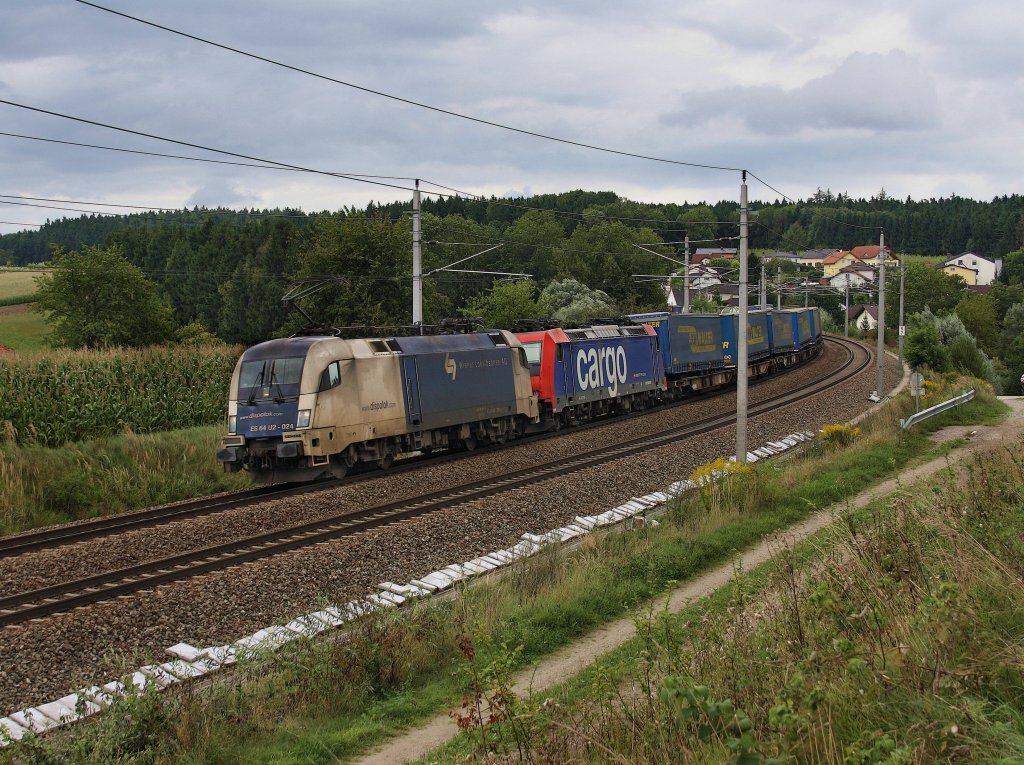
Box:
[521,341,542,373]
[319,361,341,391]
[238,356,305,402]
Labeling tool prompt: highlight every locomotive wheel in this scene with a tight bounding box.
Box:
[463,436,478,451]
[377,453,394,470]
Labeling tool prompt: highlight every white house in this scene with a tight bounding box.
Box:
[688,263,724,289]
[848,304,878,331]
[941,252,997,286]
[828,265,875,290]
[665,264,724,308]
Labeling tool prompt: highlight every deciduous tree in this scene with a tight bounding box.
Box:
[34,244,175,349]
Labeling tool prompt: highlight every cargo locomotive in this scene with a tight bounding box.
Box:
[217,331,538,483]
[218,306,822,483]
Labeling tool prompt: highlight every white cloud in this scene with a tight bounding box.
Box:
[663,50,939,135]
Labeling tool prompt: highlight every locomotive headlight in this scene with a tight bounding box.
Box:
[296,409,312,429]
[227,415,237,434]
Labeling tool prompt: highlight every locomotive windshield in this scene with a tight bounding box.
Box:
[521,341,542,373]
[238,356,305,403]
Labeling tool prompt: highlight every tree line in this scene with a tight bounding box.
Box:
[11,189,1024,392]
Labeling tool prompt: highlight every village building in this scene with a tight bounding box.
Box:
[822,245,897,278]
[690,247,737,265]
[937,261,978,286]
[799,248,837,268]
[761,251,802,265]
[939,252,998,286]
[848,304,879,332]
[827,265,876,290]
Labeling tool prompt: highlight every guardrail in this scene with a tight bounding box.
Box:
[899,389,975,430]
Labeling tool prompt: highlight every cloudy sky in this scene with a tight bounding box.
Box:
[1,0,1021,232]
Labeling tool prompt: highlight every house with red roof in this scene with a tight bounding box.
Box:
[823,245,897,278]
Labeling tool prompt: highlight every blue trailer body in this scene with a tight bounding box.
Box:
[770,310,797,353]
[809,307,822,341]
[553,328,663,409]
[794,308,814,348]
[628,312,727,375]
[722,310,771,363]
[394,333,520,430]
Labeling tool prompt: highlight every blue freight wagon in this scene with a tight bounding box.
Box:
[808,307,822,343]
[628,312,727,375]
[722,309,772,363]
[771,307,819,351]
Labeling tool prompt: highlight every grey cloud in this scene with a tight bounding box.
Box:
[662,50,940,134]
[184,178,262,209]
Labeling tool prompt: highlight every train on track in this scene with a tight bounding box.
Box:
[217,307,821,482]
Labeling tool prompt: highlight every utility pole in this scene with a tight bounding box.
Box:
[804,282,809,308]
[844,274,850,338]
[875,231,886,400]
[777,266,782,310]
[760,262,766,307]
[683,234,690,313]
[736,171,749,464]
[898,257,906,366]
[412,179,423,328]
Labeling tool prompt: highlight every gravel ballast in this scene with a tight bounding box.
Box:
[0,341,901,714]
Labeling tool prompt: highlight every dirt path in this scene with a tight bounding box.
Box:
[355,396,1024,765]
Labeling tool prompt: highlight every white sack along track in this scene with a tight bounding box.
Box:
[0,336,894,714]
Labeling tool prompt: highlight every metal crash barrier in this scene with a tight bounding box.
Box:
[899,389,975,430]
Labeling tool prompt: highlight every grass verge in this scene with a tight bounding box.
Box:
[429,403,1024,763]
[2,378,1008,764]
[0,425,249,534]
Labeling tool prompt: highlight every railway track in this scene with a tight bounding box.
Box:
[0,337,870,628]
[0,338,834,560]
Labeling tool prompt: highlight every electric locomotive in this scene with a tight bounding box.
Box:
[217,331,538,483]
[515,323,665,427]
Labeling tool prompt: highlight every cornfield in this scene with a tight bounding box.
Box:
[0,345,241,447]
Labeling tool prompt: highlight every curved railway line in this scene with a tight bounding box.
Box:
[0,339,845,559]
[0,336,870,629]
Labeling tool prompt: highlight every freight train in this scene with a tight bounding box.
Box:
[217,307,821,483]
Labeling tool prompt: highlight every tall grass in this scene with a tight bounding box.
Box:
[0,425,249,533]
[476,418,1024,764]
[0,345,240,447]
[0,294,36,307]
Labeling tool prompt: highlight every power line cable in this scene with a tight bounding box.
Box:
[0,98,422,196]
[1,129,721,232]
[0,130,417,181]
[75,0,744,174]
